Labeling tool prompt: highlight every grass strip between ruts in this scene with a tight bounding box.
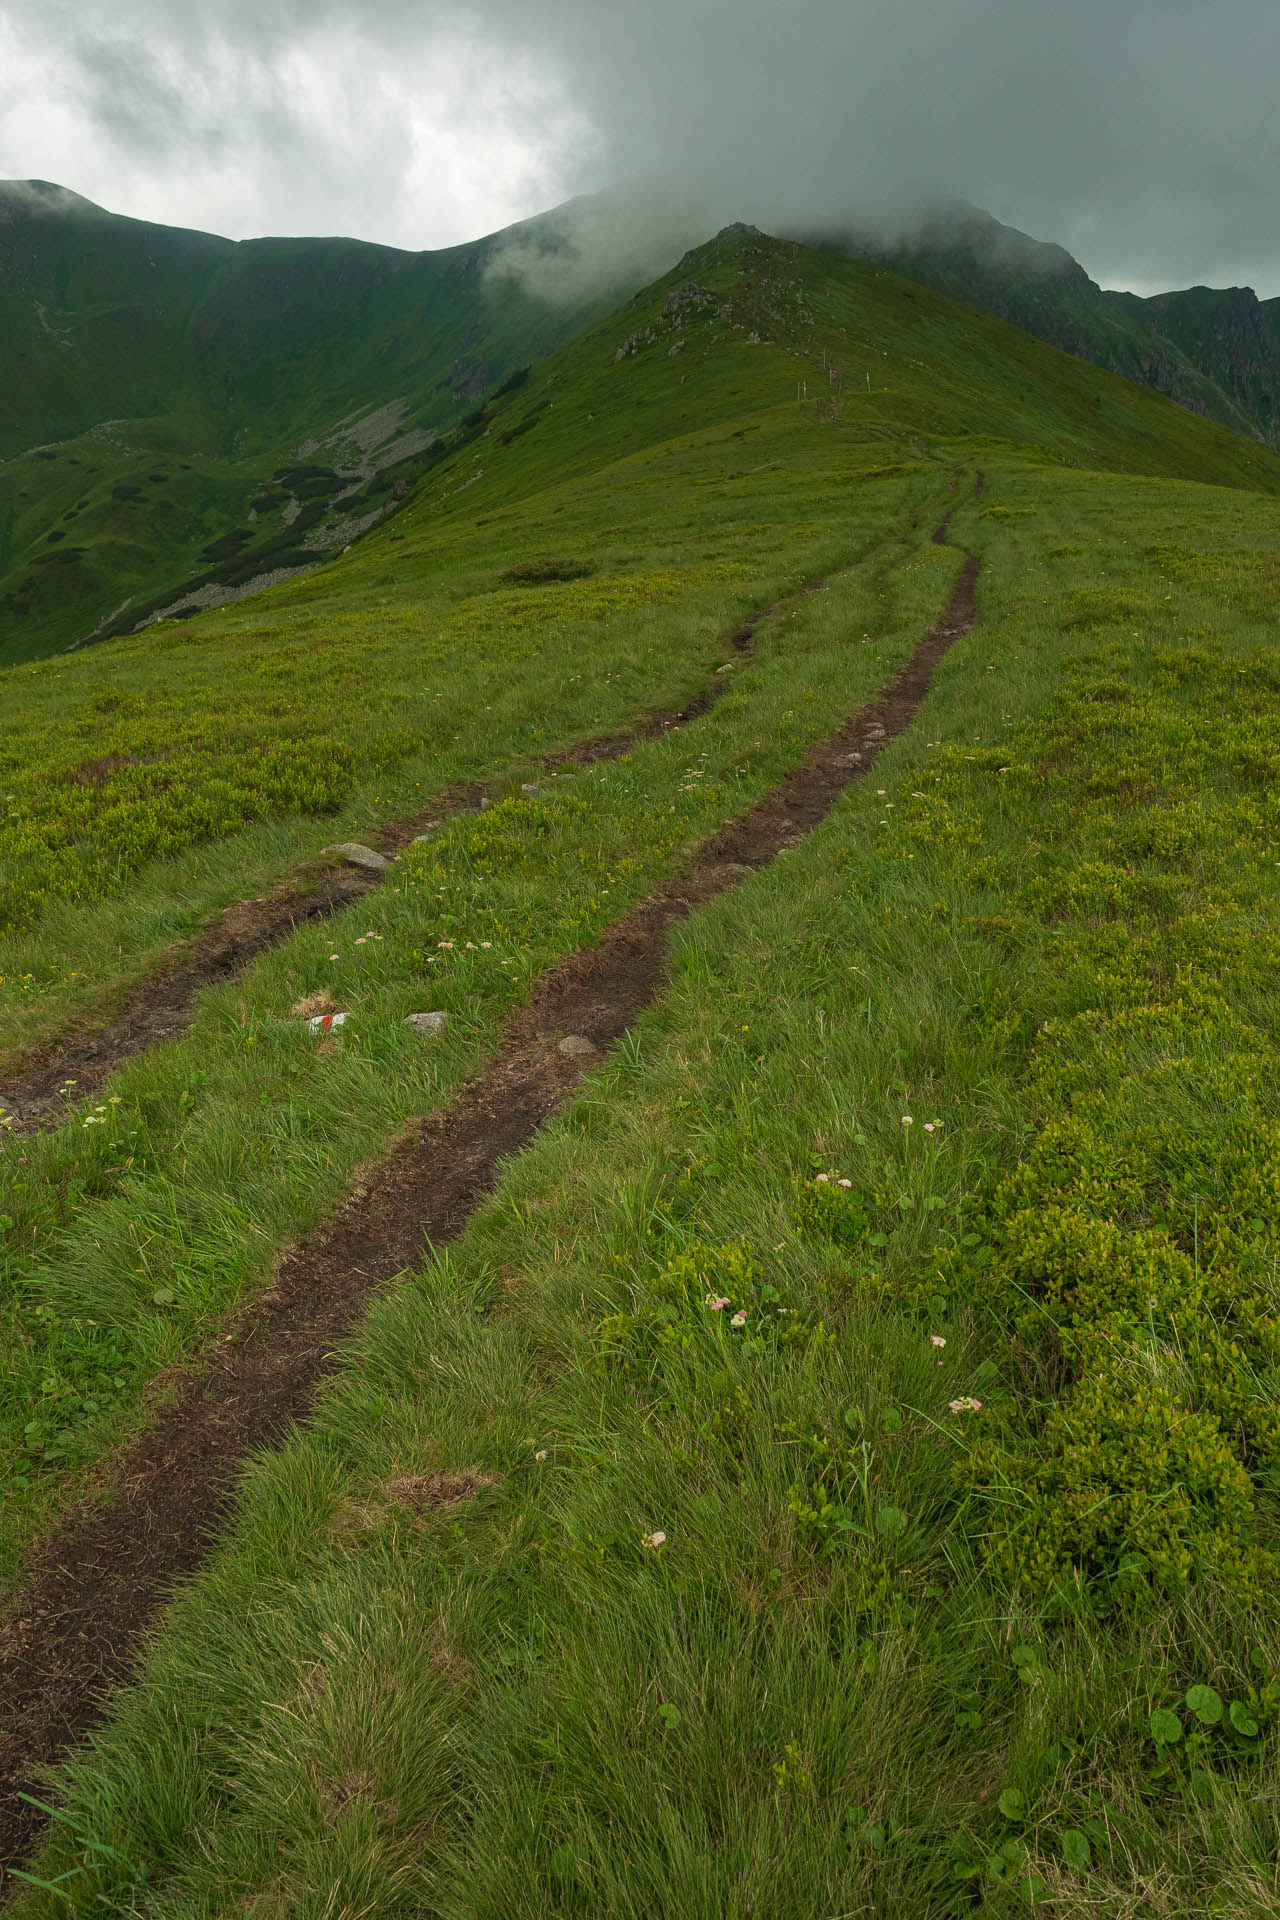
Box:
[14,462,1280,1915]
[0,503,953,1585]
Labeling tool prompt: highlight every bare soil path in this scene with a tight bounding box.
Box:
[0,531,980,1883]
[0,576,813,1136]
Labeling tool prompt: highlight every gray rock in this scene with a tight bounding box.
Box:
[557,1034,598,1057]
[664,281,711,315]
[324,841,392,872]
[717,861,753,880]
[520,782,542,796]
[406,1011,449,1036]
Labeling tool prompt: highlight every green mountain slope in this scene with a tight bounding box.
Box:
[6,225,1280,1914]
[5,183,1280,673]
[472,224,1280,508]
[2,220,1280,940]
[819,203,1280,449]
[0,182,624,667]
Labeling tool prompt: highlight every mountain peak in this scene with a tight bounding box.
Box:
[711,222,766,245]
[0,180,107,223]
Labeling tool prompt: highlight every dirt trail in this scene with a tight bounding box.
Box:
[0,878,372,1133]
[0,533,981,1883]
[0,579,818,1136]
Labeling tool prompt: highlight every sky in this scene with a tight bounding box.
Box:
[1,0,1279,297]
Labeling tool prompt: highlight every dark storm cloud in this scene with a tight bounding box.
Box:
[473,0,1280,295]
[1,0,1278,295]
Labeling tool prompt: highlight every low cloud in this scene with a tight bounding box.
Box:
[483,184,722,307]
[1,0,1278,296]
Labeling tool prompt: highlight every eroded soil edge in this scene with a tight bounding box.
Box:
[0,545,980,1881]
[0,569,829,1135]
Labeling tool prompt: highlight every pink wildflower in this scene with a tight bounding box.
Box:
[949,1397,982,1414]
[707,1296,731,1311]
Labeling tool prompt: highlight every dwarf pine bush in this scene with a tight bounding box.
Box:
[945,644,1280,1608]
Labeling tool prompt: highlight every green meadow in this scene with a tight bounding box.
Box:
[5,230,1280,1913]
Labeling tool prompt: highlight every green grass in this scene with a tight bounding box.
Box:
[0,480,953,1582]
[10,229,1280,1911]
[14,458,1280,1914]
[8,225,1280,1021]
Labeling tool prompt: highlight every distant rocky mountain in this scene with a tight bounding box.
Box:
[815,204,1280,449]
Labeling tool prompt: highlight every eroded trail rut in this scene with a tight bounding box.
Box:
[0,576,800,1136]
[0,542,981,1880]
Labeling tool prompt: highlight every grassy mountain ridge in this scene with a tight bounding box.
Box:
[5,182,1280,672]
[819,203,1280,449]
[429,221,1280,529]
[2,226,1279,942]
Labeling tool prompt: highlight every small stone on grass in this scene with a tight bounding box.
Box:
[324,842,392,872]
[406,1011,449,1036]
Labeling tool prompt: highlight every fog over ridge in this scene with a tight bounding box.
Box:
[1,0,1278,297]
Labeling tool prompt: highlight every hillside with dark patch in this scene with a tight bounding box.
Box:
[0,182,620,665]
